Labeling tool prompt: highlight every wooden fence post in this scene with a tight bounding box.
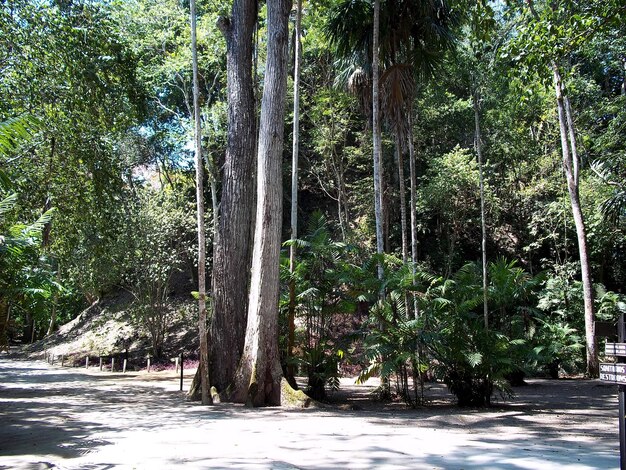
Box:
[180,352,184,392]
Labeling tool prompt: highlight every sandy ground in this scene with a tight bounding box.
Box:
[0,356,620,470]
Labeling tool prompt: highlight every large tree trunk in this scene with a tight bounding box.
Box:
[287,0,302,386]
[191,0,212,405]
[209,0,258,394]
[372,0,384,280]
[231,0,292,407]
[552,64,598,377]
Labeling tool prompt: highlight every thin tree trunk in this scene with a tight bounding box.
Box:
[407,112,418,318]
[46,266,60,337]
[552,64,598,377]
[371,0,390,398]
[46,300,57,337]
[564,91,598,377]
[331,151,349,241]
[30,315,35,343]
[190,0,212,406]
[232,0,292,407]
[0,299,9,351]
[372,0,384,281]
[395,133,408,263]
[473,92,489,330]
[339,170,350,241]
[525,0,597,377]
[208,0,258,394]
[287,0,302,386]
[621,56,625,96]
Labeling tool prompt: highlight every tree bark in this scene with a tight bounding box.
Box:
[191,0,212,406]
[287,0,302,385]
[552,64,598,377]
[231,0,292,407]
[209,0,258,394]
[372,0,384,280]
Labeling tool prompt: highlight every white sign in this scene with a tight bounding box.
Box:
[600,363,626,384]
[605,343,626,357]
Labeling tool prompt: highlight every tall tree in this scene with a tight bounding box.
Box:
[473,91,488,329]
[465,0,498,330]
[209,0,259,393]
[326,0,457,266]
[518,0,622,376]
[190,0,211,406]
[372,0,384,279]
[231,0,293,406]
[287,0,303,384]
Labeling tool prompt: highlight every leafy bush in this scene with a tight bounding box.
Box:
[124,187,197,358]
[534,273,625,377]
[422,267,517,407]
[358,259,542,407]
[281,212,354,400]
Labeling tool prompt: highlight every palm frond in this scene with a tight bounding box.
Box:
[0,115,40,157]
[0,193,18,220]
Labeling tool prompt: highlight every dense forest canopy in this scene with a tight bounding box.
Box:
[1,0,624,405]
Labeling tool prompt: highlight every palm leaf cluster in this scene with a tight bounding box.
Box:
[0,116,58,348]
[358,257,549,407]
[326,0,458,129]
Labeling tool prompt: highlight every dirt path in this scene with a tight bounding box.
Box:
[0,356,620,469]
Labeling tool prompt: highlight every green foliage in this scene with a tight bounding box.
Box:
[420,264,522,406]
[0,116,40,158]
[281,212,355,400]
[534,272,625,376]
[124,186,198,358]
[358,258,546,406]
[0,116,63,342]
[419,146,497,275]
[532,318,583,379]
[1,0,624,409]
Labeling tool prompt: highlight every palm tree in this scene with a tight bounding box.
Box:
[326,0,458,271]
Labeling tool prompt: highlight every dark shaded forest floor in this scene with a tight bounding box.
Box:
[0,355,619,470]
